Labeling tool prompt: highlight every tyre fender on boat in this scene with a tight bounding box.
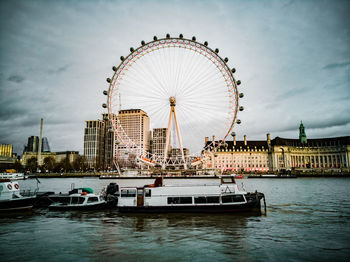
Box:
[7,184,12,190]
[14,183,19,189]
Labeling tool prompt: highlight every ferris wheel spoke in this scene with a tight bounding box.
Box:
[177,54,213,97]
[107,37,240,165]
[134,55,169,97]
[182,69,224,98]
[149,49,171,94]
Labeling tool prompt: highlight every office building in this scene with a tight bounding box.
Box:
[117,109,150,158]
[83,120,105,168]
[152,128,168,159]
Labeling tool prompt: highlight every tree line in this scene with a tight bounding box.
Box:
[1,155,89,173]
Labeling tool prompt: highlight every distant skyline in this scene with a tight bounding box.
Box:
[1,0,349,154]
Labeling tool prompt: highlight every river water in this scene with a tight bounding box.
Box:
[1,177,349,262]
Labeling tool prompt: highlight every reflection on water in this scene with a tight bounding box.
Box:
[1,178,350,261]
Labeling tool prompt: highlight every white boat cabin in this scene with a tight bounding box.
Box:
[118,176,248,208]
[0,180,22,201]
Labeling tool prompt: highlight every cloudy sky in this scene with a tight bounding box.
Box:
[0,0,349,155]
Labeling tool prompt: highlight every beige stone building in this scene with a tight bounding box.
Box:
[205,134,270,172]
[21,151,79,166]
[269,136,350,171]
[204,124,350,172]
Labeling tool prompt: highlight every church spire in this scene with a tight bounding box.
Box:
[299,121,307,144]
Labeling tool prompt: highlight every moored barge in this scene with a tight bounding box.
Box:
[117,176,266,213]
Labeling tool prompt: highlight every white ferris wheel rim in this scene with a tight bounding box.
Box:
[105,35,242,162]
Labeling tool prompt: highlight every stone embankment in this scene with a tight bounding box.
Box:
[27,169,350,179]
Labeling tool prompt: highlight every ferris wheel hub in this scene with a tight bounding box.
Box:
[169,96,176,106]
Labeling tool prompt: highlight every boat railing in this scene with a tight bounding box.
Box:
[20,189,37,197]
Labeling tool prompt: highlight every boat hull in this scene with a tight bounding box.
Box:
[49,202,115,211]
[0,197,35,212]
[118,199,262,213]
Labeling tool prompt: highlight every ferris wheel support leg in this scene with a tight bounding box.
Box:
[163,107,173,169]
[113,159,121,176]
[173,107,186,169]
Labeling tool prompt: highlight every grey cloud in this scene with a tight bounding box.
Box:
[323,61,350,70]
[48,64,71,74]
[7,75,25,83]
[273,117,350,134]
[1,0,350,154]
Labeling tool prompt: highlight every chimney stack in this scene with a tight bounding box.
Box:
[267,133,271,145]
[233,134,236,146]
[38,118,43,166]
[212,135,215,143]
[244,135,247,146]
[205,137,209,143]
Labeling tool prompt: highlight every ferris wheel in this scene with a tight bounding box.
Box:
[103,34,244,169]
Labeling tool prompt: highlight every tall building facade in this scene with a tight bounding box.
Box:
[152,128,168,159]
[117,109,150,157]
[83,120,105,168]
[102,113,117,169]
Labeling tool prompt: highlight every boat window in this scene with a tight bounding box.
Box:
[233,195,244,202]
[222,177,235,184]
[194,197,207,204]
[87,197,98,203]
[145,189,151,197]
[121,189,136,197]
[206,196,220,203]
[167,197,193,205]
[222,195,233,203]
[179,197,192,204]
[71,197,79,204]
[222,195,244,203]
[71,197,85,204]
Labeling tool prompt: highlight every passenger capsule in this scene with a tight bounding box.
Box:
[231,132,236,136]
[130,47,134,52]
[204,41,208,46]
[236,119,241,124]
[112,66,117,72]
[239,93,244,98]
[215,48,219,53]
[237,80,241,85]
[166,33,170,38]
[141,40,145,45]
[192,36,196,41]
[153,36,157,41]
[214,153,218,157]
[239,106,244,111]
[224,57,229,63]
[116,140,120,145]
[102,103,107,108]
[179,34,183,38]
[106,78,111,83]
[120,56,125,61]
[231,68,236,73]
[103,90,108,95]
